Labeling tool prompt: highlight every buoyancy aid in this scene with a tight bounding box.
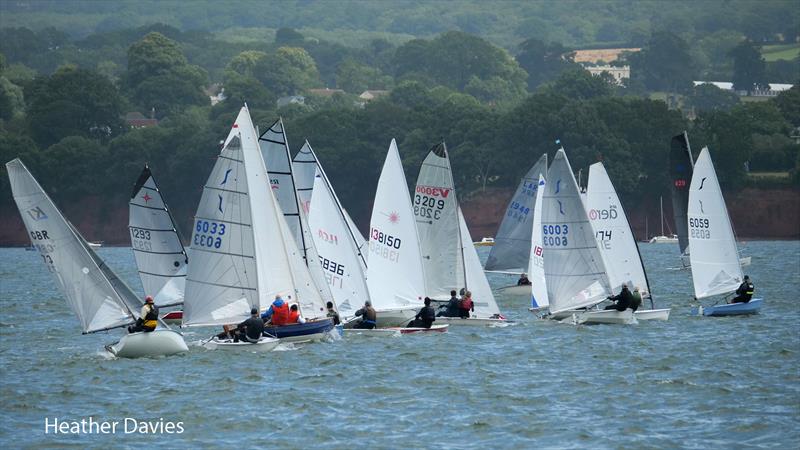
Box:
[288,309,300,324]
[460,298,473,311]
[364,306,377,323]
[271,302,290,325]
[143,304,159,329]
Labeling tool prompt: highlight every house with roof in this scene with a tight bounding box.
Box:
[124,111,158,129]
[359,90,390,101]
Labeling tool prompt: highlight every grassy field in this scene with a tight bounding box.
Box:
[761,43,800,62]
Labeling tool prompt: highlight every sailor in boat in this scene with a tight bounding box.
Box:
[407,297,436,328]
[326,302,341,325]
[517,273,531,286]
[235,308,265,343]
[604,284,633,311]
[352,300,377,329]
[288,304,306,324]
[631,287,643,312]
[730,275,754,304]
[128,295,158,333]
[437,290,461,317]
[459,291,475,318]
[261,295,290,326]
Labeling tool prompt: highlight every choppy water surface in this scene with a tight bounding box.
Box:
[1,242,798,448]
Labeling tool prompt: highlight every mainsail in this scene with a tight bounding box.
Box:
[7,158,138,333]
[541,149,611,314]
[585,162,650,295]
[366,139,426,311]
[129,165,188,307]
[529,175,549,310]
[485,153,548,272]
[183,106,326,326]
[688,147,743,299]
[670,132,694,256]
[258,120,333,316]
[413,142,464,297]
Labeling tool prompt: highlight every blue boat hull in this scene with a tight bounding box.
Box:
[695,298,763,317]
[263,318,334,341]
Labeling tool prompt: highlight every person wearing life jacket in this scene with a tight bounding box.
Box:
[731,275,754,303]
[517,273,531,286]
[326,301,341,325]
[459,291,475,319]
[604,284,633,311]
[353,300,377,329]
[408,297,436,328]
[631,287,643,312]
[234,308,264,343]
[437,290,461,317]
[287,304,306,324]
[128,295,158,333]
[262,295,290,325]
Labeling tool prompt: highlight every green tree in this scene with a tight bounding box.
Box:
[127,32,189,83]
[27,66,124,148]
[628,31,694,93]
[772,84,800,127]
[275,28,305,46]
[515,38,579,90]
[335,58,390,93]
[688,83,740,113]
[255,47,320,96]
[543,68,613,100]
[729,41,768,94]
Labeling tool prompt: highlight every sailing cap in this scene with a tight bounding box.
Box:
[145,295,154,303]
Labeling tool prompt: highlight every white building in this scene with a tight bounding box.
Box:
[586,65,630,85]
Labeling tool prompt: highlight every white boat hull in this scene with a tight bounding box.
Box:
[375,308,418,328]
[634,308,671,321]
[106,330,188,358]
[649,235,678,243]
[681,255,750,269]
[550,309,637,325]
[203,336,281,352]
[496,284,531,296]
[434,316,508,326]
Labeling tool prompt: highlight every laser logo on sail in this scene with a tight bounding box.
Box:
[26,206,48,221]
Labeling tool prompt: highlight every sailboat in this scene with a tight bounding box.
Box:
[688,148,762,316]
[487,153,549,296]
[6,158,188,357]
[258,119,334,322]
[648,196,678,243]
[528,175,549,312]
[585,162,670,321]
[128,164,187,325]
[541,149,635,325]
[363,139,428,327]
[413,142,506,325]
[293,140,368,321]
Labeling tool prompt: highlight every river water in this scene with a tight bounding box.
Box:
[1,241,798,448]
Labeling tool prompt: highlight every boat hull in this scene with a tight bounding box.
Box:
[681,255,751,269]
[263,318,334,343]
[634,308,671,321]
[161,310,183,325]
[550,309,637,325]
[106,330,188,358]
[693,298,763,317]
[343,307,418,328]
[394,324,449,334]
[434,316,508,326]
[203,336,280,352]
[496,284,531,296]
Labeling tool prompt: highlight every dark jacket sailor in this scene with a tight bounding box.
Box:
[732,276,754,304]
[437,290,461,317]
[128,295,158,333]
[326,301,341,325]
[353,300,377,329]
[604,285,633,311]
[236,308,264,343]
[408,297,436,328]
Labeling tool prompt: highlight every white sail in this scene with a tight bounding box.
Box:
[259,120,333,317]
[529,174,549,309]
[366,139,426,310]
[184,107,325,325]
[308,168,370,318]
[485,153,548,271]
[688,147,743,299]
[457,209,501,317]
[542,149,611,314]
[413,143,463,298]
[7,158,137,333]
[292,140,368,272]
[585,162,650,295]
[129,165,188,307]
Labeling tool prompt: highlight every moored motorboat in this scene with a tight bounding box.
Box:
[106,330,189,358]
